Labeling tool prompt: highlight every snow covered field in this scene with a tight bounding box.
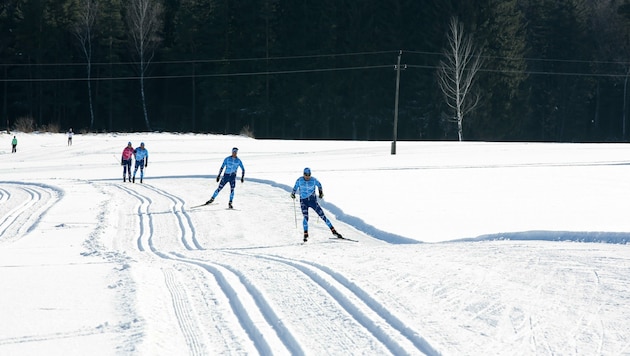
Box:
[1,132,629,355]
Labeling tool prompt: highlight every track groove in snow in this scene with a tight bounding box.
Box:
[111,179,449,354]
[115,184,156,254]
[142,184,203,250]
[0,182,61,244]
[5,135,630,355]
[234,252,436,356]
[113,182,291,354]
[171,252,304,355]
[162,267,208,355]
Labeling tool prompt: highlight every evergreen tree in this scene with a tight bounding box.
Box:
[97,0,129,131]
[522,0,595,141]
[0,0,21,130]
[473,0,529,140]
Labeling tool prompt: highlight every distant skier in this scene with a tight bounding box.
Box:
[132,142,148,183]
[205,147,245,209]
[121,142,134,182]
[67,128,73,146]
[291,167,342,242]
[11,135,17,153]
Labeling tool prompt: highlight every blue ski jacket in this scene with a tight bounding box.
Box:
[219,156,245,176]
[292,176,323,199]
[134,147,148,162]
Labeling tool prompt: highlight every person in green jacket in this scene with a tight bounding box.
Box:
[11,135,17,153]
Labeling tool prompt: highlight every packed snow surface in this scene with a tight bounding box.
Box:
[1,132,629,355]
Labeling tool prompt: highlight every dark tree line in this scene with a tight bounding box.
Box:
[2,0,630,141]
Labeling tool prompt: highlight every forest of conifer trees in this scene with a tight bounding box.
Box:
[2,0,630,142]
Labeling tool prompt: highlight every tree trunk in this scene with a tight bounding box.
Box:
[436,17,482,141]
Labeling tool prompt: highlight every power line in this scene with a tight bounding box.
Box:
[406,49,630,67]
[2,49,630,83]
[0,64,393,83]
[7,48,630,67]
[407,63,630,78]
[0,50,398,67]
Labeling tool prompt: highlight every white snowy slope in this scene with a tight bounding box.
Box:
[0,132,629,356]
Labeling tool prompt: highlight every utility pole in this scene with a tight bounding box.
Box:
[391,50,406,155]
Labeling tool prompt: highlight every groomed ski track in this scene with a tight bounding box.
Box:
[104,177,436,355]
[3,172,629,355]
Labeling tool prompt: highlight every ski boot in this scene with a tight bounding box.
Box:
[303,231,309,243]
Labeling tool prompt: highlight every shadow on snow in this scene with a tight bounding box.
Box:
[91,176,629,246]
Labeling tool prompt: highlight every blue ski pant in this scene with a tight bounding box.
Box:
[133,159,145,178]
[300,195,333,231]
[212,173,237,201]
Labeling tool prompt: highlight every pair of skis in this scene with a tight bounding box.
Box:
[329,236,358,242]
[189,201,234,210]
[301,236,358,244]
[306,231,357,243]
[189,202,212,209]
[330,230,357,242]
[191,201,357,242]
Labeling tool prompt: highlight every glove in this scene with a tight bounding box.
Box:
[318,190,324,199]
[216,176,220,182]
[241,176,244,183]
[121,160,124,166]
[291,193,296,199]
[145,163,148,167]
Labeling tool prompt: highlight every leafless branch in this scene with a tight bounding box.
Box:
[437,17,483,141]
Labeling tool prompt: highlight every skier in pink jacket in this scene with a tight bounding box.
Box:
[121,142,134,182]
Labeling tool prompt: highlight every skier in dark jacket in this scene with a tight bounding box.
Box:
[291,167,342,242]
[205,147,245,209]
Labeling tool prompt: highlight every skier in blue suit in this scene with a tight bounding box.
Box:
[291,167,342,242]
[206,147,245,209]
[132,142,148,183]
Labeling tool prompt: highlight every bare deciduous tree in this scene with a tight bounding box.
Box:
[126,0,162,131]
[73,0,98,131]
[437,16,483,141]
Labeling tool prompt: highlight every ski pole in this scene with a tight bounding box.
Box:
[293,196,297,228]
